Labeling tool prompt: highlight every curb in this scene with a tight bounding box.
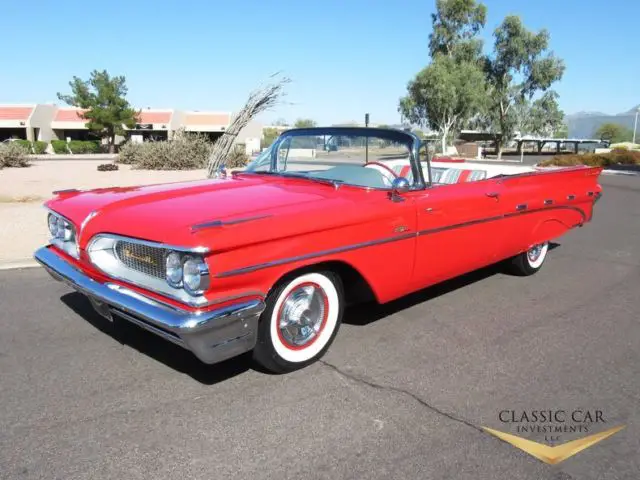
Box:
[601,170,640,176]
[29,154,117,161]
[0,259,40,271]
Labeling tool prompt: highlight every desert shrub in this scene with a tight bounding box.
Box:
[32,141,47,154]
[0,142,31,168]
[539,150,640,167]
[51,140,69,154]
[97,163,118,171]
[225,147,249,168]
[117,142,144,164]
[120,131,213,170]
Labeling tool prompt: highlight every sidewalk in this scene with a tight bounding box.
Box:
[1,160,207,268]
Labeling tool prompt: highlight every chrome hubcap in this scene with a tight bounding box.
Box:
[527,244,544,262]
[278,283,327,348]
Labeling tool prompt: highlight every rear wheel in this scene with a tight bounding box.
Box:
[507,242,549,276]
[253,271,344,373]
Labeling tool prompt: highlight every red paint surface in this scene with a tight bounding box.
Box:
[45,166,603,308]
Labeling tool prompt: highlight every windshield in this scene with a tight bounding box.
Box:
[246,129,416,189]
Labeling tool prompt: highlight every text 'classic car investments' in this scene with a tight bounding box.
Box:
[35,127,603,372]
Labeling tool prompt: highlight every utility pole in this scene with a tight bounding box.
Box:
[633,107,639,145]
[365,113,369,163]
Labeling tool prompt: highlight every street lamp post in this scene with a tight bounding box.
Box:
[633,107,640,145]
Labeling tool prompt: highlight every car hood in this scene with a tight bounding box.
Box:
[46,174,369,250]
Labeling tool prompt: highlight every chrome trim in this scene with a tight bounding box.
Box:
[80,210,98,234]
[191,214,272,233]
[44,207,79,259]
[89,233,209,254]
[52,188,80,195]
[34,247,265,364]
[87,235,212,307]
[516,204,528,211]
[216,232,416,278]
[216,205,588,278]
[544,199,554,205]
[182,255,211,295]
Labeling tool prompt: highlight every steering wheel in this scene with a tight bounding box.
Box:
[364,161,398,187]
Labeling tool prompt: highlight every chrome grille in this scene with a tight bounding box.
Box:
[114,240,166,279]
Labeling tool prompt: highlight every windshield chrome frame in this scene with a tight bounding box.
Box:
[249,127,429,190]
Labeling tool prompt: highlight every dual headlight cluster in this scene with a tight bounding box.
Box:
[165,252,209,296]
[47,211,79,258]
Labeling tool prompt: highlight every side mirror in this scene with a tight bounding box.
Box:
[391,177,411,195]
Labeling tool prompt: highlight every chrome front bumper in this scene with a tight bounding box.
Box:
[34,247,265,364]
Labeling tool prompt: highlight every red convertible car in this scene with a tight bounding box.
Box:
[35,127,603,373]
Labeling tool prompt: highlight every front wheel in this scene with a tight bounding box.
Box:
[253,271,344,373]
[507,242,549,276]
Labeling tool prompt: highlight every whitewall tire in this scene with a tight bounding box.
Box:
[253,271,344,373]
[508,242,549,276]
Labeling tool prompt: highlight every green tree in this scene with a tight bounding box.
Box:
[400,0,487,153]
[483,16,565,158]
[294,118,317,128]
[429,0,487,62]
[273,118,289,126]
[57,70,138,153]
[553,123,569,139]
[529,91,564,138]
[261,127,280,149]
[399,55,486,153]
[594,123,633,143]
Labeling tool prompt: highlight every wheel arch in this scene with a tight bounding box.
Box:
[267,260,378,306]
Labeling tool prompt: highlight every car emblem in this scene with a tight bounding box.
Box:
[122,248,157,266]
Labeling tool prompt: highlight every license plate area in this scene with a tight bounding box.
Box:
[88,296,113,322]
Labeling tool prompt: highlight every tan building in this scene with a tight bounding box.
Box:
[0,103,264,154]
[0,104,56,141]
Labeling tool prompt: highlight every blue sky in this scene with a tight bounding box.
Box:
[3,0,639,125]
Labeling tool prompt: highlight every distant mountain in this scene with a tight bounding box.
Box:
[567,105,639,138]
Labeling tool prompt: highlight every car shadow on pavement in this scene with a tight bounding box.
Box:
[344,242,560,326]
[60,292,252,385]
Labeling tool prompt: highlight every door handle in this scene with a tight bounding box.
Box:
[485,192,500,198]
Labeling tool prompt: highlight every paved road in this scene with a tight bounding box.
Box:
[2,175,639,480]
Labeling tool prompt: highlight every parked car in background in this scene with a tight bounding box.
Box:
[35,127,603,373]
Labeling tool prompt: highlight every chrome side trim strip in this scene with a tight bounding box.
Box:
[216,205,587,278]
[215,232,416,278]
[191,214,272,233]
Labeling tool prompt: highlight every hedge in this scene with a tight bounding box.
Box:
[51,140,69,154]
[539,149,640,167]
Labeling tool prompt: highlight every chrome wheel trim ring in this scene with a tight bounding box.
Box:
[526,242,548,268]
[277,282,328,349]
[527,244,543,263]
[269,272,340,363]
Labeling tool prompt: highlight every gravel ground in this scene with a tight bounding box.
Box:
[0,160,206,264]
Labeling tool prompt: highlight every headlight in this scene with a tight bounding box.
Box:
[48,213,58,236]
[182,256,209,295]
[46,210,78,258]
[165,252,183,287]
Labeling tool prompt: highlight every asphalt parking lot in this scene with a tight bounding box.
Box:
[1,174,639,480]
